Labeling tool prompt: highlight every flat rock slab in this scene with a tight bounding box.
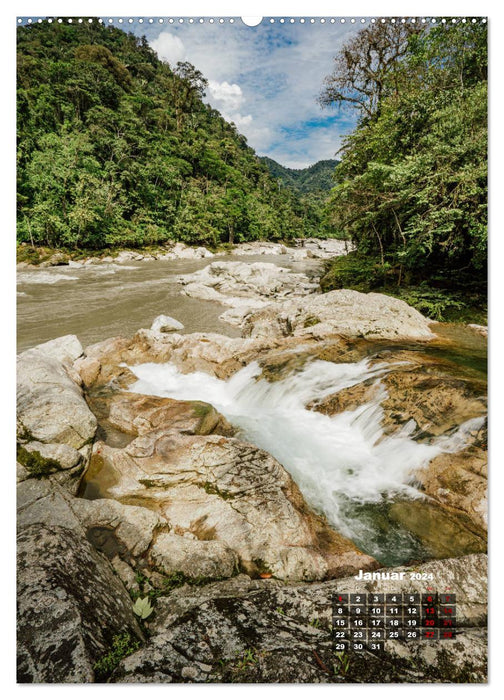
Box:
[243,289,435,341]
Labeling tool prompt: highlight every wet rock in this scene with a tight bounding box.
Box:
[416,437,487,533]
[243,289,435,341]
[313,360,487,439]
[308,379,380,415]
[388,499,486,559]
[150,314,184,333]
[17,342,97,450]
[17,523,143,683]
[380,370,487,437]
[111,554,486,683]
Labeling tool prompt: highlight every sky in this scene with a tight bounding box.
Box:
[126,18,363,168]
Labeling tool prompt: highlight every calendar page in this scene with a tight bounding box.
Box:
[16,13,488,684]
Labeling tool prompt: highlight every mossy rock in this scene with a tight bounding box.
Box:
[16,444,62,478]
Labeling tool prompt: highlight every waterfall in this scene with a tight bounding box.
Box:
[129,358,483,564]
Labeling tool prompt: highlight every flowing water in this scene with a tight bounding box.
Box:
[17,254,487,566]
[128,357,485,566]
[17,253,319,352]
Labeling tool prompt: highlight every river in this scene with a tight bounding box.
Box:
[18,253,487,567]
[16,253,320,352]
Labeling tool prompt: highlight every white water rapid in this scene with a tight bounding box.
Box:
[128,358,483,563]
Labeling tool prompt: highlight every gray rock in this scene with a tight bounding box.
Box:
[111,554,487,684]
[149,532,238,579]
[27,334,84,364]
[243,289,435,341]
[17,523,143,683]
[17,345,97,450]
[159,243,214,260]
[17,478,82,532]
[72,497,167,558]
[23,441,82,471]
[151,314,184,333]
[178,261,318,324]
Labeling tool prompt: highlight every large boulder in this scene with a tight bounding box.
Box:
[89,428,377,582]
[243,289,435,341]
[17,338,97,451]
[17,523,143,683]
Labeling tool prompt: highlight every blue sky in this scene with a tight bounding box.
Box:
[127,18,363,168]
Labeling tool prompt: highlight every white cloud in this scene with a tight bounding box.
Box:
[208,80,244,112]
[145,22,361,167]
[150,32,186,66]
[207,80,255,134]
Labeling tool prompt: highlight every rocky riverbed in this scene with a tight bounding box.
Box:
[17,238,352,269]
[17,253,487,683]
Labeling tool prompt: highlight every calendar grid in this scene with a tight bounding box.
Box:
[333,593,457,651]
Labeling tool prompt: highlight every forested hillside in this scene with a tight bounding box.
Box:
[259,157,338,193]
[17,21,318,250]
[319,21,487,318]
[259,157,342,238]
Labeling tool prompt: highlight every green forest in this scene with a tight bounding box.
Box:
[17,20,487,319]
[259,158,338,193]
[318,21,487,319]
[17,21,323,251]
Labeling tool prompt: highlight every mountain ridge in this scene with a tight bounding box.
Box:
[259,157,339,194]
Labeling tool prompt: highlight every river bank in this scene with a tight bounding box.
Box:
[16,252,487,683]
[17,238,351,267]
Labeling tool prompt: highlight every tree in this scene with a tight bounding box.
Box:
[319,21,421,118]
[172,61,208,131]
[321,22,487,289]
[16,20,322,252]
